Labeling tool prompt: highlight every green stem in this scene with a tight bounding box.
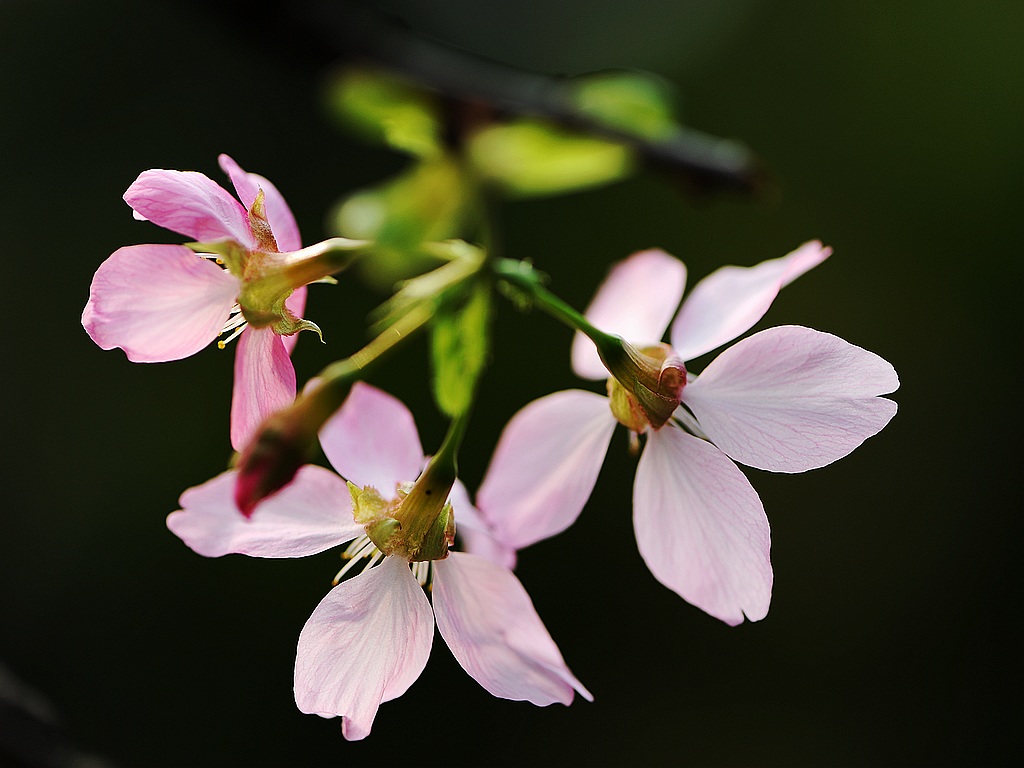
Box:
[276,237,373,289]
[434,406,472,475]
[312,301,434,411]
[390,405,470,559]
[492,257,686,429]
[233,302,434,513]
[492,257,617,350]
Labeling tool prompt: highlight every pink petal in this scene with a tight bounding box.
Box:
[433,552,592,705]
[458,527,518,571]
[634,427,772,625]
[476,390,616,551]
[294,556,434,741]
[319,383,425,496]
[572,249,687,379]
[124,168,254,247]
[218,154,302,252]
[82,244,240,362]
[230,327,297,452]
[167,466,361,558]
[448,481,518,570]
[281,286,308,355]
[682,325,899,472]
[670,241,831,362]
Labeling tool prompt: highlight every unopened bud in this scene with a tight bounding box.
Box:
[234,382,351,516]
[233,411,315,517]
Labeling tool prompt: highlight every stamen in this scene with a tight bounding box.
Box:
[329,533,436,589]
[412,560,432,587]
[216,325,246,349]
[332,535,380,584]
[341,536,373,559]
[217,305,248,349]
[221,312,247,332]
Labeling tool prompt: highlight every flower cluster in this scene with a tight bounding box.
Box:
[84,155,897,739]
[168,383,590,739]
[476,244,899,624]
[83,155,311,450]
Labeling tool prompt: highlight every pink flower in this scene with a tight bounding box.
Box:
[83,155,310,450]
[476,242,899,624]
[167,383,590,740]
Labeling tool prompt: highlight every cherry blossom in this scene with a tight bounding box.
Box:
[167,382,590,740]
[82,154,310,450]
[476,243,898,624]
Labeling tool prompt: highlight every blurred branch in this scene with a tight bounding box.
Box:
[201,0,764,195]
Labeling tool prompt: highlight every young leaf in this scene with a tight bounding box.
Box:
[430,280,491,418]
[466,120,634,197]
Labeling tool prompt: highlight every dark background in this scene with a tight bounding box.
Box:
[1,1,1020,766]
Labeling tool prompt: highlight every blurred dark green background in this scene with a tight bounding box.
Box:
[2,1,1020,766]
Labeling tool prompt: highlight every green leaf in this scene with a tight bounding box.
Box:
[332,155,475,289]
[466,119,634,197]
[327,68,443,157]
[430,280,491,418]
[570,70,678,141]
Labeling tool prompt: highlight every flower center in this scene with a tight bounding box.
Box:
[605,343,686,432]
[348,479,456,563]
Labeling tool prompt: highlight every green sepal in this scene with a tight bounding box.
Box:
[348,481,391,526]
[236,283,321,339]
[607,376,649,433]
[347,475,456,563]
[466,119,634,197]
[597,339,687,430]
[430,278,491,418]
[184,240,248,277]
[415,501,455,563]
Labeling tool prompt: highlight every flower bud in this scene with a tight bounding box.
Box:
[234,381,351,516]
[233,407,317,517]
[597,338,686,430]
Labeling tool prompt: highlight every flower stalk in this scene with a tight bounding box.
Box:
[234,301,434,515]
[493,258,685,428]
[236,237,373,329]
[387,408,470,561]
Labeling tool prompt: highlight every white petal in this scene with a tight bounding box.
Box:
[634,427,772,625]
[682,325,899,472]
[572,249,687,379]
[434,553,591,704]
[476,390,616,550]
[167,467,361,558]
[319,383,425,496]
[294,557,434,741]
[670,241,831,362]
